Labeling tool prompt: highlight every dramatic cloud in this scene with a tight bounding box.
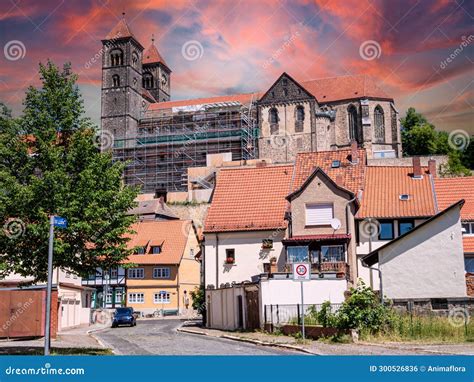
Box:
[0,0,472,133]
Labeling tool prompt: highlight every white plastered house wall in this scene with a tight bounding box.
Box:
[362,201,467,299]
[204,230,286,288]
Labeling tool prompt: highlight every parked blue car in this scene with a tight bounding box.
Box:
[111,307,137,328]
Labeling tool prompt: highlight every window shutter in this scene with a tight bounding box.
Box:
[306,204,333,225]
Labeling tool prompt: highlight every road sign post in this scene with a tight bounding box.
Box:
[44,215,67,356]
[293,263,310,339]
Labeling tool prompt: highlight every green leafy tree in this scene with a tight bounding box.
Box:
[0,61,138,282]
[190,285,206,324]
[401,107,471,175]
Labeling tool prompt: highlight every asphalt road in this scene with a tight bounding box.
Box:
[94,319,298,355]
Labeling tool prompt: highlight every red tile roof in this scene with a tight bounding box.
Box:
[464,237,474,254]
[143,43,168,67]
[434,177,474,220]
[301,75,392,103]
[357,166,436,219]
[204,165,293,233]
[293,149,366,193]
[145,75,391,112]
[106,18,135,40]
[124,220,191,264]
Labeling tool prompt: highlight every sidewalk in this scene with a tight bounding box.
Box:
[0,324,110,355]
[178,321,474,355]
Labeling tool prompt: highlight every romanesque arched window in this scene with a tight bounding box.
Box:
[374,105,385,143]
[112,74,120,87]
[269,108,279,135]
[295,105,304,133]
[348,105,358,142]
[110,49,123,66]
[143,73,154,89]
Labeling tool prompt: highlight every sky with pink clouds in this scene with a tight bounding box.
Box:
[0,0,472,133]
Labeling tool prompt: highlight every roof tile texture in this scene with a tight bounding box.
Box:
[293,149,366,193]
[357,166,436,219]
[434,177,474,220]
[124,220,190,264]
[204,165,293,232]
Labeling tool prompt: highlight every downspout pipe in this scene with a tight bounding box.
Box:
[215,233,219,288]
[361,259,384,305]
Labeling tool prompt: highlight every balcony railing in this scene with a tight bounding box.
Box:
[277,262,349,278]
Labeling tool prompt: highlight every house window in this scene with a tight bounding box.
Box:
[153,267,170,279]
[110,48,123,66]
[151,246,162,254]
[225,249,235,264]
[398,220,415,236]
[112,74,120,87]
[128,293,144,304]
[348,105,359,142]
[378,220,394,240]
[287,246,309,263]
[135,246,146,255]
[190,248,194,258]
[462,222,474,236]
[154,291,170,304]
[110,268,118,278]
[132,51,139,66]
[115,289,123,305]
[127,268,144,279]
[464,257,474,273]
[320,245,345,263]
[106,291,113,304]
[374,105,385,143]
[65,272,71,278]
[305,203,333,226]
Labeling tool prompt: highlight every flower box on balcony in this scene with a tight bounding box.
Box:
[225,257,235,265]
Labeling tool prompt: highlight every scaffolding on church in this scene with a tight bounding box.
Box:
[112,98,259,194]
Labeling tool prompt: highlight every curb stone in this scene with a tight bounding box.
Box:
[87,327,117,355]
[177,327,321,355]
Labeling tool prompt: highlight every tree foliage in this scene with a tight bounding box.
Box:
[0,61,138,282]
[401,107,471,175]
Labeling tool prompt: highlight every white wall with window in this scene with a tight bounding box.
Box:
[128,293,144,303]
[128,268,144,279]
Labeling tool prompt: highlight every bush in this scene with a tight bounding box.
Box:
[335,281,391,333]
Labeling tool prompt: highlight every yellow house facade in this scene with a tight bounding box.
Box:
[124,219,201,316]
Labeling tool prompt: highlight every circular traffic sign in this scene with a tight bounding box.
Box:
[296,264,307,276]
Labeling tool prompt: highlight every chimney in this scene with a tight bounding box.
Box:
[350,140,358,164]
[412,157,422,178]
[428,159,437,177]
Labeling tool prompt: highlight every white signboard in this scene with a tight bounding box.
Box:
[293,263,311,281]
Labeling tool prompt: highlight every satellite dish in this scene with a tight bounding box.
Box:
[330,218,341,230]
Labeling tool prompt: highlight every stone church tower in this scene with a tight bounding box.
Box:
[101,17,171,148]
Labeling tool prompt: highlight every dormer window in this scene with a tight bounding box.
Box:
[399,194,410,201]
[135,246,146,255]
[151,246,162,254]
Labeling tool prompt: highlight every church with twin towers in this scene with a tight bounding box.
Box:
[101,17,402,194]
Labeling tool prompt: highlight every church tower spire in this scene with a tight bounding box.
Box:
[142,34,171,102]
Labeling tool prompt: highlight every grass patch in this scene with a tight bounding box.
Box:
[361,314,474,344]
